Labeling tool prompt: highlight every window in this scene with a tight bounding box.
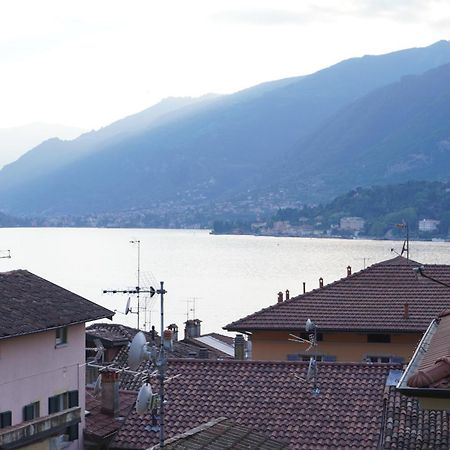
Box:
[0,411,12,428]
[366,355,404,363]
[55,327,68,346]
[367,334,391,343]
[48,390,79,414]
[23,402,39,421]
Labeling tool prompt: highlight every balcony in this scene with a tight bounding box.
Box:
[0,407,81,449]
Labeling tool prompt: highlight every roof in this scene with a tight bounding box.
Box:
[0,270,114,340]
[110,359,396,449]
[382,386,450,448]
[192,335,234,356]
[86,323,134,347]
[85,387,136,441]
[158,417,291,450]
[225,256,450,333]
[401,309,450,390]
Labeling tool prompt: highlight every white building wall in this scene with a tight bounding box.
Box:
[0,323,85,449]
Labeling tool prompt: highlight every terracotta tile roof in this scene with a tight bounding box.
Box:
[159,417,291,449]
[110,359,396,449]
[382,386,450,448]
[87,323,136,346]
[87,323,232,360]
[85,387,136,441]
[406,310,450,389]
[225,256,450,333]
[0,270,114,339]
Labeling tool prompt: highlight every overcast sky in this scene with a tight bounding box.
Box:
[1,0,449,130]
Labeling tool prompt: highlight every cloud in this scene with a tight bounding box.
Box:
[212,9,309,26]
[211,1,437,27]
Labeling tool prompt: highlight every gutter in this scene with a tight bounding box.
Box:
[396,318,438,395]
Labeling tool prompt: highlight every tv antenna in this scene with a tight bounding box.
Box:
[127,282,170,448]
[103,240,155,330]
[289,318,320,395]
[0,250,11,259]
[392,222,409,260]
[185,297,200,321]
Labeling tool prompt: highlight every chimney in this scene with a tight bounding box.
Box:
[285,289,290,300]
[347,265,352,277]
[101,371,120,416]
[277,291,283,303]
[234,334,245,360]
[163,329,173,351]
[319,277,324,288]
[303,282,306,294]
[184,319,201,339]
[168,324,178,341]
[404,303,409,320]
[198,348,209,359]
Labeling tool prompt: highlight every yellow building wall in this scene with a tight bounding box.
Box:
[251,330,423,363]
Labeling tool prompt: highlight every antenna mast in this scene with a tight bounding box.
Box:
[130,240,141,328]
[396,222,409,260]
[0,250,11,259]
[103,240,155,330]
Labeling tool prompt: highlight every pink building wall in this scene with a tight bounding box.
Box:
[0,323,86,449]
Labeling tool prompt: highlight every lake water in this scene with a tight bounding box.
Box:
[1,228,449,335]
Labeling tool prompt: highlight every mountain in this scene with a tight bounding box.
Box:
[274,61,450,201]
[1,41,450,217]
[272,180,450,238]
[0,123,85,169]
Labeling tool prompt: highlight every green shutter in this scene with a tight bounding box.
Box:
[23,405,32,421]
[66,424,79,441]
[68,390,79,408]
[48,395,60,414]
[0,411,12,428]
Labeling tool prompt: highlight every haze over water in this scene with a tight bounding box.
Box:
[1,228,449,335]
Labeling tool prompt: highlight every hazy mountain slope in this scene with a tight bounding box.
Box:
[275,62,450,201]
[0,123,84,169]
[0,96,218,192]
[2,41,450,215]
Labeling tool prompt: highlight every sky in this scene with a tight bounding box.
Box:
[1,0,449,130]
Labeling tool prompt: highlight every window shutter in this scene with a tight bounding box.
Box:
[287,354,300,361]
[0,411,12,428]
[48,396,60,414]
[391,356,404,364]
[23,405,32,421]
[68,390,79,408]
[323,355,337,362]
[66,424,79,441]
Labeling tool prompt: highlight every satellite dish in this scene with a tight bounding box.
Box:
[305,318,316,332]
[93,374,102,397]
[125,297,132,315]
[136,383,153,415]
[128,331,151,370]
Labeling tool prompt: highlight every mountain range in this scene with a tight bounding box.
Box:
[1,41,450,223]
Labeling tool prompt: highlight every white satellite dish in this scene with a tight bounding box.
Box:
[128,331,151,370]
[305,318,316,332]
[125,297,132,315]
[136,383,153,415]
[93,374,102,397]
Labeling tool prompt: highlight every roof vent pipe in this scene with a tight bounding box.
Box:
[277,291,283,303]
[347,265,352,277]
[404,303,409,320]
[319,277,324,288]
[303,282,306,294]
[285,289,290,300]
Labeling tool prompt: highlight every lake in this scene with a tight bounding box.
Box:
[1,228,449,335]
